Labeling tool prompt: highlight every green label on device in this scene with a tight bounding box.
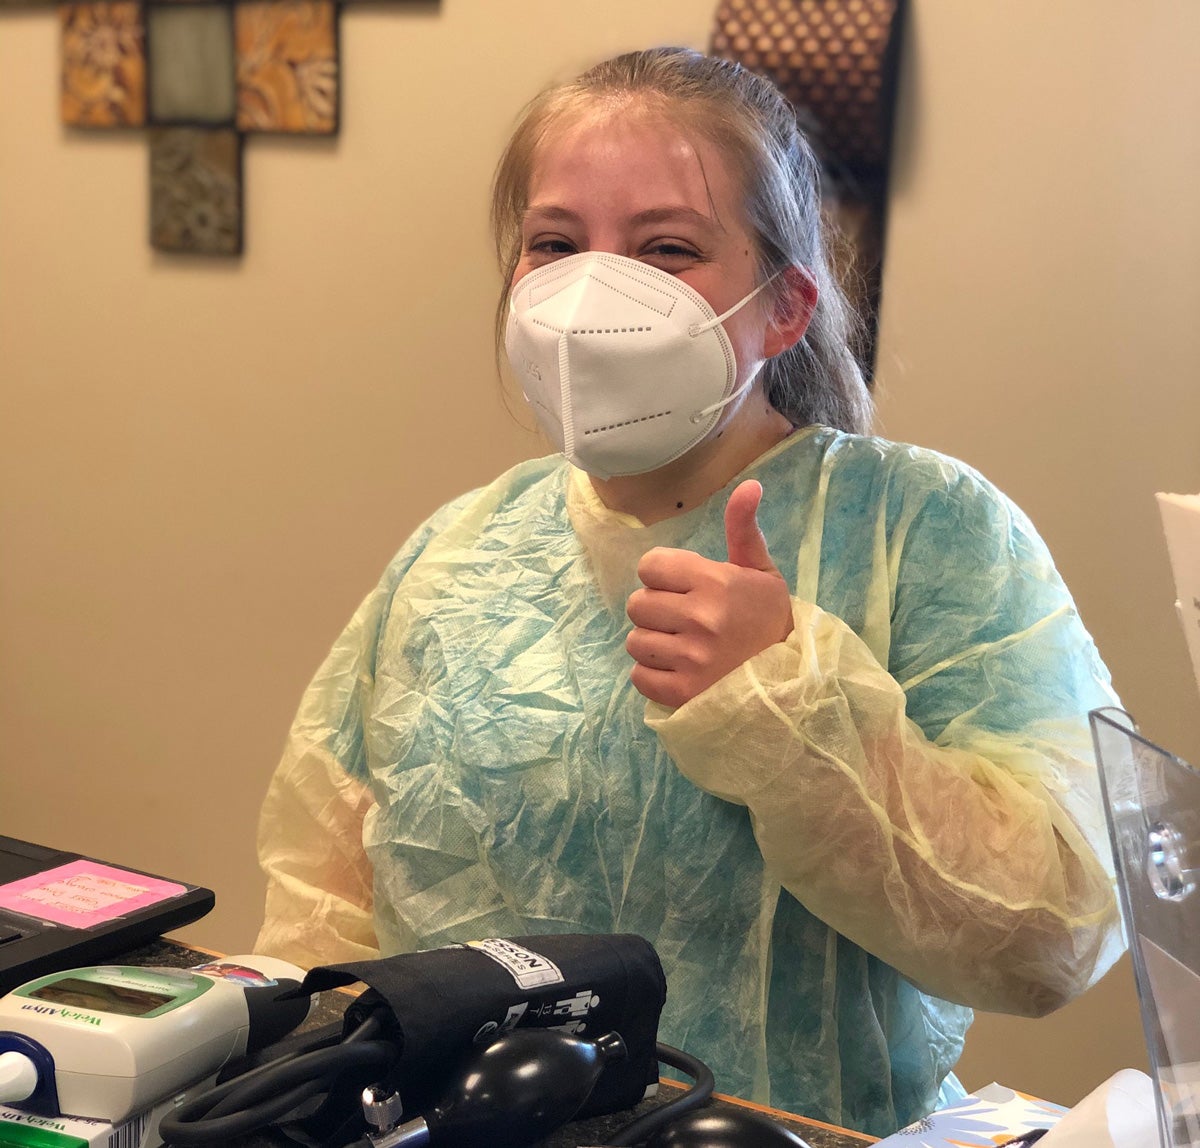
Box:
[0,1122,89,1148]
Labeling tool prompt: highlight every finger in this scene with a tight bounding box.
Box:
[626,587,693,633]
[636,546,706,593]
[625,626,684,669]
[724,480,778,573]
[629,663,690,709]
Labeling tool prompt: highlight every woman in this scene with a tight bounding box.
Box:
[255,48,1122,1136]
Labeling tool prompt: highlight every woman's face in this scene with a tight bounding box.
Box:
[513,108,779,392]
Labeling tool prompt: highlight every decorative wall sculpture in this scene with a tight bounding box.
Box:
[712,0,907,379]
[6,0,351,256]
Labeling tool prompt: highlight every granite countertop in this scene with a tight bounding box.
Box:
[125,939,876,1148]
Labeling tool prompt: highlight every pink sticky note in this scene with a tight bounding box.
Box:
[0,861,188,929]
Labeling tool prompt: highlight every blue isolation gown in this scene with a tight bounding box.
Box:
[255,427,1123,1136]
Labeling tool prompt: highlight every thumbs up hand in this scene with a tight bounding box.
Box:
[626,480,795,709]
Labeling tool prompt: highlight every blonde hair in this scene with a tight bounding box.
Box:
[491,47,873,435]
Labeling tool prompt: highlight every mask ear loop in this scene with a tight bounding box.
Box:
[688,368,763,425]
[685,276,775,339]
[686,274,777,425]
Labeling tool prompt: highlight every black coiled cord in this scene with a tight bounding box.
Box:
[158,1024,714,1147]
[158,1013,397,1146]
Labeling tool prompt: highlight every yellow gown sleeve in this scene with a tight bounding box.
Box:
[255,740,379,967]
[646,594,1123,1017]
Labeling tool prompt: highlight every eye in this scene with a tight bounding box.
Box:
[639,240,704,272]
[524,235,577,265]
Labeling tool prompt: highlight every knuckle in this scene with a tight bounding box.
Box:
[691,605,724,639]
[714,562,740,589]
[689,644,717,675]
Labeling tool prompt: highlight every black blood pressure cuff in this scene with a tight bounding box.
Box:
[296,933,667,1120]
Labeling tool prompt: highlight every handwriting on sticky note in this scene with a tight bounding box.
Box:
[0,860,187,929]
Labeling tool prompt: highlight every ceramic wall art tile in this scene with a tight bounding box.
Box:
[3,0,418,253]
[235,0,338,134]
[61,1,146,127]
[147,3,236,124]
[149,127,243,254]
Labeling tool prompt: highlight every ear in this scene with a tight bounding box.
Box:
[763,265,818,359]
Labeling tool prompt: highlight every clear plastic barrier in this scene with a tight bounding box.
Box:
[1091,707,1200,1148]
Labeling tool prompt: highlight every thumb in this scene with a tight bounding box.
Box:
[724,480,778,572]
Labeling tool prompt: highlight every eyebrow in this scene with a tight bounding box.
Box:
[522,204,725,234]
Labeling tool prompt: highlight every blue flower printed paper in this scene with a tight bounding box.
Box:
[876,1083,1066,1147]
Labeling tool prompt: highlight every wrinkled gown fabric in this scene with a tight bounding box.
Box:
[255,427,1123,1137]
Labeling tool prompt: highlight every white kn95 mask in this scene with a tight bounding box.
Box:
[505,251,770,479]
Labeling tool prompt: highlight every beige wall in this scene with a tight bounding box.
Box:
[2,0,1197,1116]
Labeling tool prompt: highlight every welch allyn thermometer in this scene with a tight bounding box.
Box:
[0,955,309,1123]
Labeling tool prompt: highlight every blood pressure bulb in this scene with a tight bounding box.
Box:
[365,1028,626,1148]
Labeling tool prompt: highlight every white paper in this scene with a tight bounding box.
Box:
[1037,1068,1159,1148]
[1157,493,1200,701]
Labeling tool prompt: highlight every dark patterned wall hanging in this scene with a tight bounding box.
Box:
[712,0,906,379]
[3,0,391,255]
